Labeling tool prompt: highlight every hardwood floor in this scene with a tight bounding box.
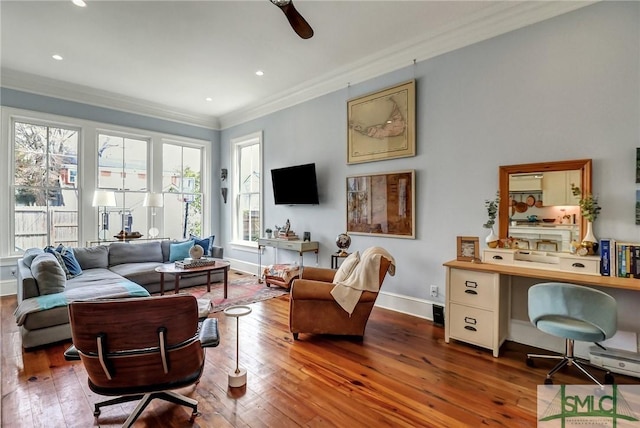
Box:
[2,277,637,427]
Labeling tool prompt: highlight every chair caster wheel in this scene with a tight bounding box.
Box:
[189,411,201,423]
[605,373,615,384]
[94,408,101,417]
[526,357,535,367]
[544,378,553,385]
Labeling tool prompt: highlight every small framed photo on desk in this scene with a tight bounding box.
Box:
[457,236,479,262]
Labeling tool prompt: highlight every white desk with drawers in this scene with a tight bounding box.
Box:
[444,255,639,357]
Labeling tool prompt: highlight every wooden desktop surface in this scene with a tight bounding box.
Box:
[444,259,640,291]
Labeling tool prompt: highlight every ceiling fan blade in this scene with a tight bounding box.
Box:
[271,0,314,39]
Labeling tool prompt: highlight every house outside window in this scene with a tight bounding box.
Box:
[13,120,79,251]
[232,132,262,245]
[162,143,203,239]
[3,108,211,257]
[97,133,148,239]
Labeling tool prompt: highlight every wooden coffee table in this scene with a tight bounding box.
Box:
[155,259,231,298]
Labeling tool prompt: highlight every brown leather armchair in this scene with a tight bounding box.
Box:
[65,294,219,427]
[289,252,393,340]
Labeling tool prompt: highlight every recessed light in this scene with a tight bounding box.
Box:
[72,0,87,7]
[52,54,63,61]
[255,70,264,76]
[205,97,213,102]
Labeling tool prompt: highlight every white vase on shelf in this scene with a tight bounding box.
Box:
[581,221,597,255]
[485,227,499,248]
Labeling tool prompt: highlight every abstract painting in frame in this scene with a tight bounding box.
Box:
[347,80,416,164]
[346,170,415,239]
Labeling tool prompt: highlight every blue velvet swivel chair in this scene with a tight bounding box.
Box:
[526,282,617,386]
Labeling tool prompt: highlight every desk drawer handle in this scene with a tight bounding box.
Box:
[464,317,477,325]
[464,289,478,295]
[464,326,477,332]
[492,255,503,260]
[464,280,478,289]
[572,262,585,268]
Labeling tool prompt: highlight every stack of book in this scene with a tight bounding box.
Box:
[600,238,640,278]
[277,231,299,240]
[175,258,216,269]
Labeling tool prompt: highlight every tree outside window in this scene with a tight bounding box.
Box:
[232,133,261,244]
[13,121,79,251]
[162,144,203,239]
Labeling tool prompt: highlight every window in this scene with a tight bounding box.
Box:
[162,143,203,239]
[232,132,262,245]
[97,133,148,239]
[13,120,79,251]
[3,107,211,256]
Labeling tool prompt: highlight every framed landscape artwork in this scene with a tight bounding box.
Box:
[347,80,416,164]
[457,236,480,262]
[346,170,415,239]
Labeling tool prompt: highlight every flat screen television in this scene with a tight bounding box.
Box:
[271,163,319,205]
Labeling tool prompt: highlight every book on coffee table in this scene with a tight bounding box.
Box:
[175,258,217,269]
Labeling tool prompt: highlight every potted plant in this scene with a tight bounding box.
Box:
[483,191,500,248]
[571,184,601,254]
[265,228,273,239]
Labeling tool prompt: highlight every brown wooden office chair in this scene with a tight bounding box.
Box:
[65,294,219,427]
[289,248,393,340]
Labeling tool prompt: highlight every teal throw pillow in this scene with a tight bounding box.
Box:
[169,240,194,262]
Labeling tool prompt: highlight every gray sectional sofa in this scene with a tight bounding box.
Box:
[15,240,223,349]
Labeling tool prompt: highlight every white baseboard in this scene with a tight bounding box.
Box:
[375,291,440,321]
[227,258,262,277]
[1,279,17,297]
[228,258,439,320]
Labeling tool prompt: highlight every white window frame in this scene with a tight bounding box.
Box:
[230,131,263,248]
[6,113,83,255]
[0,107,211,259]
[161,139,208,240]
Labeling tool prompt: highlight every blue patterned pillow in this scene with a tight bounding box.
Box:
[190,235,215,256]
[56,244,83,277]
[169,240,194,262]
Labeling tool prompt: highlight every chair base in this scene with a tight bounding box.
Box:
[95,390,199,427]
[526,339,614,387]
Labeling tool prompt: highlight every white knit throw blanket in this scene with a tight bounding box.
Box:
[330,247,395,315]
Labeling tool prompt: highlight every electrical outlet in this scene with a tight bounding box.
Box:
[430,285,438,298]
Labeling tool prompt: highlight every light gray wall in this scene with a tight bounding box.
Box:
[221,2,640,324]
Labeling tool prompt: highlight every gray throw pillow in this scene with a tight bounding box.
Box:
[30,253,66,295]
[22,248,45,268]
[73,245,109,269]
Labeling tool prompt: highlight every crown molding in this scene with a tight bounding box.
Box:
[218,1,597,129]
[0,1,596,131]
[0,69,220,130]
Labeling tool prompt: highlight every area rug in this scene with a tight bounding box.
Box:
[188,276,289,313]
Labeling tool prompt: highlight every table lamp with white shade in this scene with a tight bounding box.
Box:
[92,190,116,242]
[143,192,164,238]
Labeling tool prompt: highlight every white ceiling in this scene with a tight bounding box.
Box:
[1,1,594,129]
